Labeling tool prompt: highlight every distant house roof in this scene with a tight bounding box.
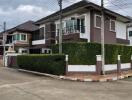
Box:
[3,21,39,34]
[35,0,131,25]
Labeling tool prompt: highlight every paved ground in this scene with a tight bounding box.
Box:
[0,67,132,100]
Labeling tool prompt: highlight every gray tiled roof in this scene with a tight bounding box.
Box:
[35,0,131,25]
[2,20,39,34]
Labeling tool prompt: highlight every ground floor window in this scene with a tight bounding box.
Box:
[29,48,51,54]
[42,48,52,54]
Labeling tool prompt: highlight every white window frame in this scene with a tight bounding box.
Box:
[42,48,52,54]
[43,26,46,40]
[94,14,102,29]
[20,33,27,41]
[55,23,60,36]
[12,32,27,42]
[110,19,116,32]
[39,24,46,40]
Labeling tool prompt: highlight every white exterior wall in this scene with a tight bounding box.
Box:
[39,24,45,28]
[104,64,117,71]
[80,12,90,42]
[18,48,29,53]
[32,39,45,45]
[128,27,132,45]
[121,63,131,69]
[116,21,127,39]
[68,65,96,72]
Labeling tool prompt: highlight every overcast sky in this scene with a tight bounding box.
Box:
[0,0,132,30]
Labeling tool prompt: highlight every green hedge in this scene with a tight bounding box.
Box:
[17,54,66,75]
[52,42,132,65]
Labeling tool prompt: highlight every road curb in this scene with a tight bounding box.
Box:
[18,69,61,80]
[18,69,132,82]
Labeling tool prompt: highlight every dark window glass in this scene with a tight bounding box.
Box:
[21,34,26,40]
[39,27,45,39]
[110,20,115,31]
[80,19,85,33]
[129,31,132,36]
[77,19,80,31]
[32,30,39,40]
[96,16,101,28]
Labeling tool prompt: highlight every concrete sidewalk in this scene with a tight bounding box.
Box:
[61,71,132,82]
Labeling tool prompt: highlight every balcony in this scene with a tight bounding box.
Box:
[32,39,45,45]
[56,25,87,42]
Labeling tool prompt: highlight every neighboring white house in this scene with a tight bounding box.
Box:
[128,22,132,45]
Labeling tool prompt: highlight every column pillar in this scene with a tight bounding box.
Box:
[117,55,121,74]
[65,55,69,75]
[96,55,102,75]
[131,55,132,70]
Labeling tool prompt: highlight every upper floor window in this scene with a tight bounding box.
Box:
[21,34,26,41]
[13,33,27,41]
[95,14,101,28]
[16,34,20,40]
[39,27,45,39]
[129,31,132,37]
[32,27,45,41]
[110,19,116,32]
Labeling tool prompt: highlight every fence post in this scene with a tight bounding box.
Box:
[65,55,69,75]
[131,55,132,70]
[96,55,102,75]
[117,55,121,74]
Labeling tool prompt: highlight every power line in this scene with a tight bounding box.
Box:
[107,0,132,16]
[60,0,132,16]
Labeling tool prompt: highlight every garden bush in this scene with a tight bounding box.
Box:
[52,42,132,65]
[17,54,66,75]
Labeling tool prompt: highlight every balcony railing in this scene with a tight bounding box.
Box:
[56,25,85,36]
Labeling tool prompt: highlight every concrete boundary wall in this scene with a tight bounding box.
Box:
[66,55,132,75]
[68,65,96,72]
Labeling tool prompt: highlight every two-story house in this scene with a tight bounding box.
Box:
[2,0,131,54]
[34,0,130,53]
[5,21,39,53]
[127,17,132,45]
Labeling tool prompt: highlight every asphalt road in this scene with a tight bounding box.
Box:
[0,67,132,100]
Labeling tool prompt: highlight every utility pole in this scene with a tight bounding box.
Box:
[57,0,63,54]
[101,0,105,75]
[3,22,6,67]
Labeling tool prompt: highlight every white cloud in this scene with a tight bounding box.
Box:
[0,5,53,29]
[0,5,52,16]
[0,0,131,30]
[17,5,45,14]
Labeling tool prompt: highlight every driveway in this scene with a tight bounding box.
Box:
[0,67,132,100]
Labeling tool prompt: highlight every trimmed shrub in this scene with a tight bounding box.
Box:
[52,42,101,65]
[52,42,132,65]
[17,54,66,75]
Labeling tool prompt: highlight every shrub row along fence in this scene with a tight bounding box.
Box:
[6,42,132,76]
[52,42,132,65]
[51,42,132,75]
[17,54,66,75]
